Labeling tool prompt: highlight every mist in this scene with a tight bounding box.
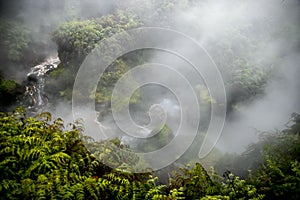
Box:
[1,0,299,156]
[141,0,300,153]
[111,0,300,153]
[182,0,300,152]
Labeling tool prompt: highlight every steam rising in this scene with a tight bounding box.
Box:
[1,0,300,154]
[146,0,300,152]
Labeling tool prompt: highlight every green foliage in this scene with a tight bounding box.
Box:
[215,113,300,200]
[50,11,142,101]
[0,108,101,199]
[1,108,299,199]
[0,108,179,199]
[230,67,270,99]
[0,79,18,93]
[45,66,75,101]
[53,20,104,57]
[221,172,264,200]
[0,76,22,108]
[86,138,141,172]
[0,18,30,62]
[251,114,300,200]
[124,0,188,26]
[52,10,141,63]
[94,60,141,106]
[200,195,230,200]
[170,163,220,199]
[137,125,173,152]
[284,113,300,135]
[168,163,263,199]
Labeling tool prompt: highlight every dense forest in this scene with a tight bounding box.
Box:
[0,0,300,199]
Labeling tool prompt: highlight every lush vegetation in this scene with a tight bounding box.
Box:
[0,1,299,199]
[0,108,299,199]
[0,19,30,63]
[0,73,22,111]
[47,10,142,103]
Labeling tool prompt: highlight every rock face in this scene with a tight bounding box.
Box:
[22,56,60,112]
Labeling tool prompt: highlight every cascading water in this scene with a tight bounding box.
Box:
[22,56,60,113]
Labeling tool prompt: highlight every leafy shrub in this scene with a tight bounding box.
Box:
[252,114,300,200]
[52,10,141,64]
[0,76,22,109]
[50,11,142,102]
[0,108,102,199]
[1,108,299,199]
[0,19,30,62]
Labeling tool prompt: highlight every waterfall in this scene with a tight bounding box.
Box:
[22,56,60,112]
